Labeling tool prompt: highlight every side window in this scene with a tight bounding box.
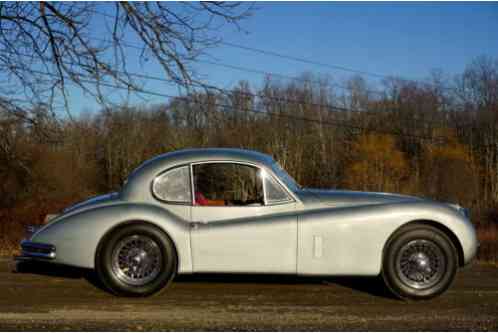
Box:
[193,163,264,206]
[152,166,191,204]
[263,172,292,204]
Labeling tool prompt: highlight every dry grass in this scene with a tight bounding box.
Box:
[0,221,24,257]
[476,223,498,263]
[0,239,19,256]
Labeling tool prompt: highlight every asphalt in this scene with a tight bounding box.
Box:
[0,258,497,331]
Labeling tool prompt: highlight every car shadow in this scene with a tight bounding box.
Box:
[175,273,396,299]
[12,260,397,300]
[13,259,108,292]
[323,276,396,299]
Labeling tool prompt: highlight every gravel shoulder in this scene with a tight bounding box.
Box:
[0,258,497,331]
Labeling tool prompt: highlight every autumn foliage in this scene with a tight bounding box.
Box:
[345,134,408,193]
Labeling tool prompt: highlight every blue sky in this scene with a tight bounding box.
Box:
[69,2,498,114]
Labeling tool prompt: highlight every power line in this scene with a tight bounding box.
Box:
[218,43,456,92]
[220,41,389,80]
[24,67,450,143]
[97,36,388,97]
[90,34,388,97]
[89,8,454,92]
[71,36,459,127]
[88,9,381,81]
[5,48,460,130]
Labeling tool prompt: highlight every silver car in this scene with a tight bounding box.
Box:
[17,148,478,299]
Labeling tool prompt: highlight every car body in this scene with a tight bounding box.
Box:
[18,148,478,299]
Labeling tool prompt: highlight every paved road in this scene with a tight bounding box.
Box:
[0,258,497,331]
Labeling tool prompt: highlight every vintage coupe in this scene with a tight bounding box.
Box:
[17,148,478,299]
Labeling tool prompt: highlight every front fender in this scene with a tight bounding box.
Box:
[31,202,192,272]
[297,201,478,276]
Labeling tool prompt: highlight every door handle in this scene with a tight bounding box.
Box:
[191,220,208,229]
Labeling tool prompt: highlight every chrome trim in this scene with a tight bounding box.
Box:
[20,240,56,260]
[396,239,445,289]
[190,160,298,206]
[262,168,268,206]
[25,225,42,240]
[190,163,196,205]
[151,164,192,205]
[111,234,163,286]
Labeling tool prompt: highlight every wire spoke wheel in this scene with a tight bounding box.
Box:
[395,239,446,290]
[111,235,163,286]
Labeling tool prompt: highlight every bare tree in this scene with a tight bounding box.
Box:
[0,2,252,119]
[454,56,498,207]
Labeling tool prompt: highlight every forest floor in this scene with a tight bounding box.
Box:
[0,258,497,331]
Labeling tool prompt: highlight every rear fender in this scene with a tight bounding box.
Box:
[31,202,192,272]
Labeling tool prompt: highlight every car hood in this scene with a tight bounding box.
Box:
[62,192,120,215]
[295,188,422,209]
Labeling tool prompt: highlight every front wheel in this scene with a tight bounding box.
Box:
[96,224,177,297]
[382,224,458,300]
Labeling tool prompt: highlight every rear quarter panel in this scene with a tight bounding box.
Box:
[31,202,192,272]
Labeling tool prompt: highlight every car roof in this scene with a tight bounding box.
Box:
[143,148,275,169]
[121,148,276,201]
[127,148,275,186]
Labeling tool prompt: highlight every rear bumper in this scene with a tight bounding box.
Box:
[15,240,56,261]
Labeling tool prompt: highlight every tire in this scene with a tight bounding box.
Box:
[382,223,458,300]
[96,223,177,297]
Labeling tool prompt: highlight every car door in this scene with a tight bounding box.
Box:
[189,161,298,273]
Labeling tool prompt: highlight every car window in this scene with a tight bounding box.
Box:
[152,166,191,203]
[263,172,292,204]
[271,162,300,192]
[193,163,264,206]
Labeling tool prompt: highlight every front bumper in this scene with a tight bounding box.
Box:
[15,240,56,261]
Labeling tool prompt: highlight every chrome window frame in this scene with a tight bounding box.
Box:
[189,160,297,207]
[151,164,193,205]
[262,170,294,205]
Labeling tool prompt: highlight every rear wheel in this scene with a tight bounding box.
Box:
[96,224,176,297]
[382,224,457,300]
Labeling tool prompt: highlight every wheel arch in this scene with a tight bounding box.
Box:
[94,220,180,272]
[383,219,465,267]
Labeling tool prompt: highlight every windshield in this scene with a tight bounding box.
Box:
[271,162,301,192]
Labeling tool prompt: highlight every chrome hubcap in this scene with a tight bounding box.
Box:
[111,235,162,286]
[396,239,446,289]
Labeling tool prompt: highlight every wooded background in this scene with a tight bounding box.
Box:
[1,55,497,261]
